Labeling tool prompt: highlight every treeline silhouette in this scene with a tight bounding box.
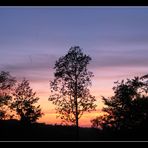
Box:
[0,71,43,124]
[91,75,148,140]
[0,46,148,141]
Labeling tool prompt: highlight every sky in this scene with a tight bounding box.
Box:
[0,7,148,127]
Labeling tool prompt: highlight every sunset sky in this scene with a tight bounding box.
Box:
[0,7,148,127]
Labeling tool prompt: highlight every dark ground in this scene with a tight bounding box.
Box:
[0,119,148,141]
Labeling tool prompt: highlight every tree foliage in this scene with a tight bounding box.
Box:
[91,75,148,130]
[12,79,43,124]
[0,71,16,120]
[49,46,96,127]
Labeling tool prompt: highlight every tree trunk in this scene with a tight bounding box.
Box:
[75,75,79,140]
[75,98,79,140]
[75,63,79,140]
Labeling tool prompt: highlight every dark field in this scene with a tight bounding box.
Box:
[0,120,148,141]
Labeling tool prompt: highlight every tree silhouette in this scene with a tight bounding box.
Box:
[12,79,43,124]
[91,75,148,131]
[49,46,96,139]
[0,71,16,120]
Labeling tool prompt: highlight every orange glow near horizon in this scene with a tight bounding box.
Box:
[29,77,114,127]
[37,110,104,127]
[33,92,107,127]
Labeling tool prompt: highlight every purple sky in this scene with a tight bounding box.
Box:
[0,7,148,126]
